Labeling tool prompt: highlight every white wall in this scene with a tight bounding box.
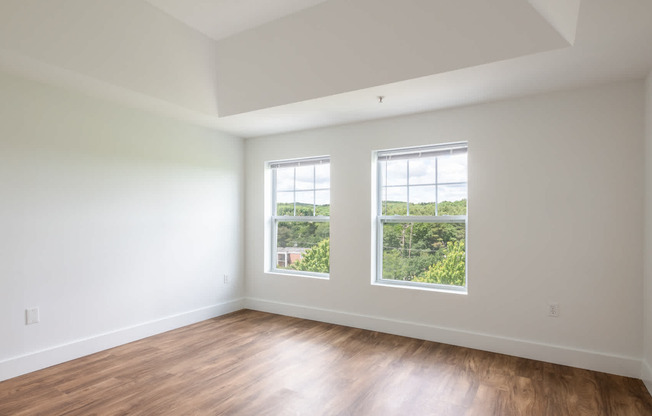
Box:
[643,71,652,391]
[0,0,219,115]
[0,71,244,381]
[245,81,645,377]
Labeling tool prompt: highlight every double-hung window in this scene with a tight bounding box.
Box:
[269,157,330,277]
[375,143,468,291]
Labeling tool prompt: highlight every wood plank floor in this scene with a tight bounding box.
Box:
[1,310,651,415]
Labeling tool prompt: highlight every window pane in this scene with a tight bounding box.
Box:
[438,184,467,215]
[409,157,436,185]
[385,159,407,186]
[315,164,330,190]
[295,166,314,191]
[383,186,407,215]
[295,191,314,216]
[381,222,465,286]
[276,191,294,216]
[409,185,436,215]
[276,167,295,191]
[315,190,330,216]
[438,153,467,184]
[276,221,330,273]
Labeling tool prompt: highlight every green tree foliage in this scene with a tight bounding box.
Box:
[382,222,465,258]
[276,202,330,273]
[277,203,330,216]
[381,199,466,216]
[275,199,466,285]
[277,221,329,248]
[413,240,465,286]
[437,200,467,216]
[291,238,330,273]
[380,200,466,286]
[382,251,441,281]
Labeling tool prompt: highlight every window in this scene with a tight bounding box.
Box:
[375,143,467,291]
[269,157,330,277]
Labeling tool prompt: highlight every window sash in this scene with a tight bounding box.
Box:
[375,217,467,292]
[375,143,467,291]
[272,216,330,222]
[269,157,330,277]
[376,145,467,217]
[271,217,329,277]
[271,161,330,217]
[379,215,465,223]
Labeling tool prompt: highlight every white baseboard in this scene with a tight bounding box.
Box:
[2,297,644,383]
[245,297,642,379]
[0,298,244,382]
[642,360,652,395]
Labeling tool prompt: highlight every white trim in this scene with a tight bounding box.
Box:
[3,296,646,384]
[274,216,330,222]
[642,360,652,395]
[244,297,641,378]
[377,142,468,161]
[268,156,330,169]
[372,280,467,295]
[381,215,466,223]
[265,271,329,280]
[0,298,244,382]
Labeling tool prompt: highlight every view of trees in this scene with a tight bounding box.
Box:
[381,199,466,216]
[380,199,466,286]
[412,240,465,286]
[276,202,330,273]
[277,202,329,217]
[291,238,330,273]
[381,220,465,286]
[276,220,329,251]
[276,200,466,286]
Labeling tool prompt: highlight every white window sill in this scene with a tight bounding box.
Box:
[372,280,467,295]
[266,270,330,280]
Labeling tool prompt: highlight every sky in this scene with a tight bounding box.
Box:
[276,163,330,206]
[381,154,467,205]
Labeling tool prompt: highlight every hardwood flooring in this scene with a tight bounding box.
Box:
[1,309,651,415]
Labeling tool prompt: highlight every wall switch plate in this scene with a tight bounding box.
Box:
[548,303,560,318]
[224,274,229,284]
[26,307,40,325]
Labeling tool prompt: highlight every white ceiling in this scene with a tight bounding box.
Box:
[212,0,652,137]
[0,0,650,139]
[144,0,328,41]
[212,0,575,117]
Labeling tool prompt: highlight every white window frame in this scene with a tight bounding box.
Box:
[374,143,468,293]
[269,156,330,278]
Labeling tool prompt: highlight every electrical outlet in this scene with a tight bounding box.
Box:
[548,303,560,318]
[25,307,40,325]
[223,274,229,284]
